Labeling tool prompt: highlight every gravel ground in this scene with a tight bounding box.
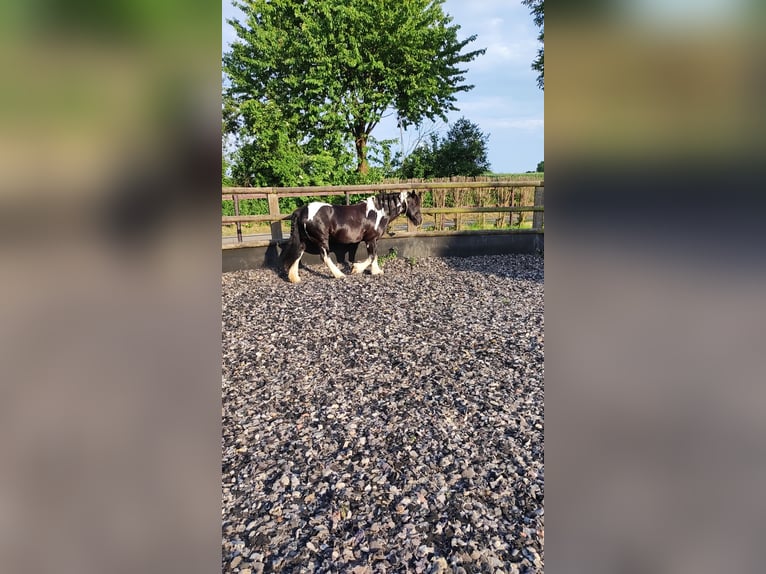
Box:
[222,254,544,574]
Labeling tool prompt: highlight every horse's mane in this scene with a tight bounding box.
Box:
[370,192,403,214]
[354,192,399,203]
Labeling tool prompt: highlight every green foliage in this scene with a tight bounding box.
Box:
[437,118,491,176]
[400,117,490,178]
[398,133,440,179]
[221,198,267,217]
[222,128,235,186]
[222,154,234,187]
[365,137,400,180]
[223,0,485,181]
[378,247,398,267]
[536,160,544,172]
[224,98,358,187]
[521,0,544,90]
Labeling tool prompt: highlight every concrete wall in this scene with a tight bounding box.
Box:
[222,231,543,273]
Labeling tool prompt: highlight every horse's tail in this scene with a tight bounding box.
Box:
[280,208,305,271]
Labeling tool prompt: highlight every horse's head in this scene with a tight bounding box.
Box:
[402,191,423,227]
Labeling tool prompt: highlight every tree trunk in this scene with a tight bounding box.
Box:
[355,132,369,174]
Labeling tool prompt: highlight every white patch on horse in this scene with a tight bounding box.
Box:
[288,250,304,283]
[365,197,386,230]
[399,191,408,211]
[307,202,331,220]
[322,251,345,278]
[351,255,372,274]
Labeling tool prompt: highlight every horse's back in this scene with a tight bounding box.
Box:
[304,201,333,221]
[297,197,397,245]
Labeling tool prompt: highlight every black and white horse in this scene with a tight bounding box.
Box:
[280,191,422,283]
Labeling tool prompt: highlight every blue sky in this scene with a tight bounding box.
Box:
[222,0,544,174]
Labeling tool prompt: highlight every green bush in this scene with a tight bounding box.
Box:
[221,198,268,216]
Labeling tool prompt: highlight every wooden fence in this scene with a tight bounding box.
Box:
[222,179,544,245]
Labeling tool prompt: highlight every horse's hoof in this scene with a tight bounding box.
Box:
[371,268,384,276]
[288,274,301,283]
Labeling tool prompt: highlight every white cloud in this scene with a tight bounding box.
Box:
[458,96,515,115]
[447,96,543,133]
[458,13,539,73]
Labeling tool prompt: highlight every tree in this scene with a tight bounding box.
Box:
[521,0,544,90]
[223,85,357,186]
[222,130,234,187]
[400,117,490,178]
[399,133,440,179]
[537,160,544,172]
[436,118,491,176]
[223,0,485,175]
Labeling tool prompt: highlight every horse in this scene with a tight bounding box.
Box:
[280,191,422,283]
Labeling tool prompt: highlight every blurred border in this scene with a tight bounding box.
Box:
[547,2,766,574]
[1,2,222,573]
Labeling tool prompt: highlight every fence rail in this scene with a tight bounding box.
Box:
[222,180,544,244]
[222,180,543,198]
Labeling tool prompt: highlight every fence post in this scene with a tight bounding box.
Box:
[267,193,283,241]
[532,186,544,231]
[233,194,242,243]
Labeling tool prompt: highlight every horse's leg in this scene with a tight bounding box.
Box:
[282,222,306,283]
[319,242,345,279]
[287,246,305,283]
[369,240,384,275]
[351,242,373,274]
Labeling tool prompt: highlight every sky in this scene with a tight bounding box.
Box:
[222,0,544,174]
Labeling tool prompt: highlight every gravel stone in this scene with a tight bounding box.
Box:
[222,255,544,572]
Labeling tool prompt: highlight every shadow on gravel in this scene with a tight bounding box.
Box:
[273,241,379,282]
